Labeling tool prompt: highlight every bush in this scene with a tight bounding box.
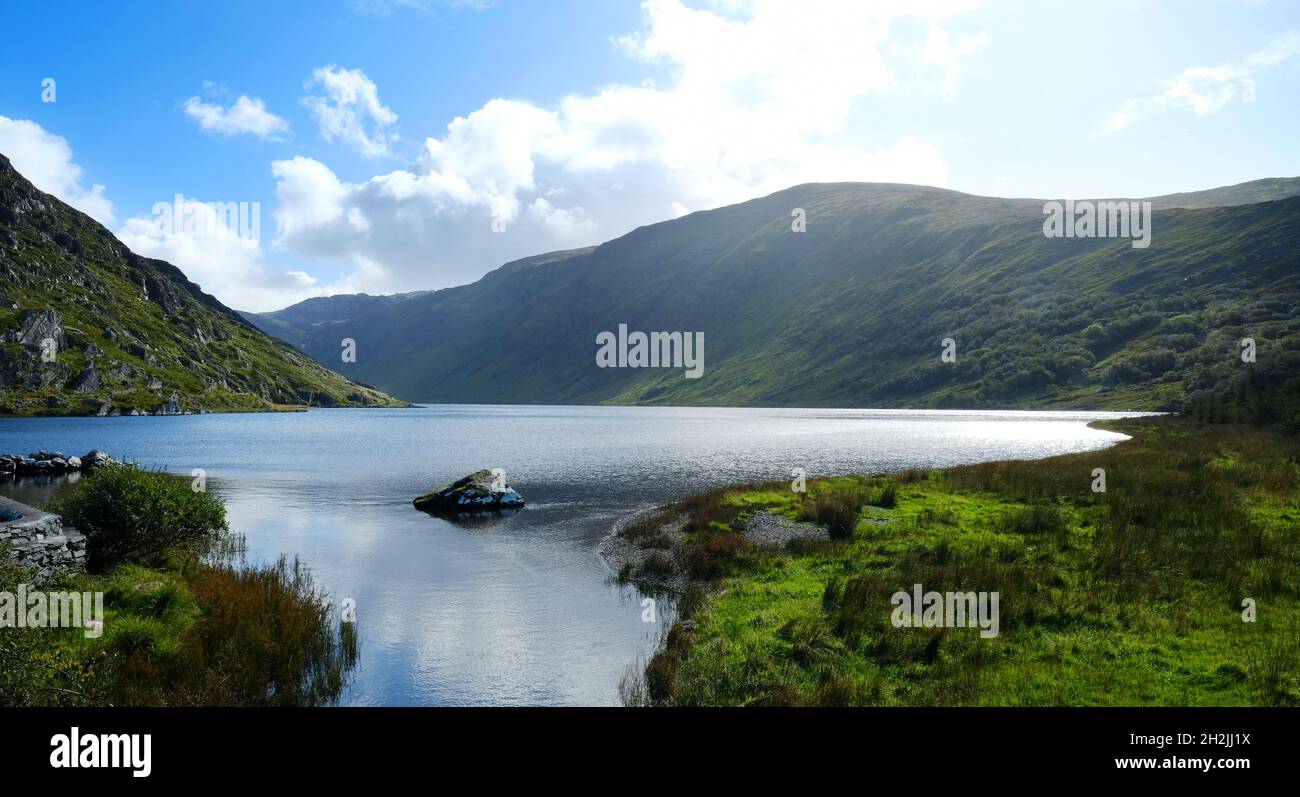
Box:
[52,467,229,572]
[174,556,357,706]
[0,561,113,706]
[872,484,898,509]
[678,531,747,579]
[804,484,868,539]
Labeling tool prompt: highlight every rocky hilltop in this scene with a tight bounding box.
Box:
[0,153,406,416]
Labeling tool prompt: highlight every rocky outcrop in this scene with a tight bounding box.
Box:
[0,308,70,391]
[413,469,525,515]
[0,151,406,417]
[69,363,101,393]
[154,391,183,415]
[80,449,121,469]
[18,308,65,352]
[0,449,122,478]
[0,496,87,584]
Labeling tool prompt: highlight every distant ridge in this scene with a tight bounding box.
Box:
[232,175,1297,411]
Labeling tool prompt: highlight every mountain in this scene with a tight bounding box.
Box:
[1144,177,1300,210]
[249,178,1300,412]
[238,291,433,349]
[0,154,405,416]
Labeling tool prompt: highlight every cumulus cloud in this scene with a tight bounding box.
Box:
[303,66,399,157]
[266,0,983,301]
[115,196,366,313]
[184,95,290,139]
[1098,30,1300,135]
[0,115,115,225]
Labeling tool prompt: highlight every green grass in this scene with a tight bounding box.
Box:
[630,417,1300,706]
[1,470,358,707]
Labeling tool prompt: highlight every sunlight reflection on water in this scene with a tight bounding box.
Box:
[0,404,1150,705]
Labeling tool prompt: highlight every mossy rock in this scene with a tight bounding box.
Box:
[413,469,525,515]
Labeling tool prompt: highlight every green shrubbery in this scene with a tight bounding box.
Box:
[803,485,868,539]
[3,466,358,707]
[52,467,228,572]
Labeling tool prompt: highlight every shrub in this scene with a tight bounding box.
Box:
[0,561,112,706]
[804,484,868,539]
[175,556,356,706]
[638,552,676,579]
[678,531,747,579]
[103,556,358,706]
[52,467,229,572]
[1002,504,1069,539]
[872,484,898,508]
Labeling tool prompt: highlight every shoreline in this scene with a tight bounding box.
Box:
[0,402,1159,420]
[598,414,1142,592]
[617,416,1300,706]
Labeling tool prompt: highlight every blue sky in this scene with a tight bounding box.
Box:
[1,0,1298,311]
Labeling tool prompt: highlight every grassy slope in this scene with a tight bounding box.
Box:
[252,183,1300,412]
[627,417,1300,706]
[0,154,405,416]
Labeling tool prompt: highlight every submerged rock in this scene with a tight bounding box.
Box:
[413,469,525,515]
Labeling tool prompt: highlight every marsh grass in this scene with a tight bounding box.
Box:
[632,417,1300,706]
[2,472,359,707]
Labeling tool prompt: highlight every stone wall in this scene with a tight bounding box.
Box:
[0,495,87,583]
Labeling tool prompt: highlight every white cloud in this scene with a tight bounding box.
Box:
[303,66,399,157]
[0,116,115,225]
[265,0,982,303]
[922,24,991,100]
[116,197,360,312]
[1098,30,1300,135]
[4,2,994,314]
[184,94,290,139]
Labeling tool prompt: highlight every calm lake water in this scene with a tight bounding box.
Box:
[0,405,1143,705]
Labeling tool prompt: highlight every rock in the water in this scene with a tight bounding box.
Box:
[66,456,81,469]
[413,469,525,514]
[82,449,121,469]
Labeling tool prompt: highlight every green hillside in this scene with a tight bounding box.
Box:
[250,180,1300,412]
[0,153,405,416]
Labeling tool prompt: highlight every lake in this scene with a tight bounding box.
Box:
[0,405,1144,705]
